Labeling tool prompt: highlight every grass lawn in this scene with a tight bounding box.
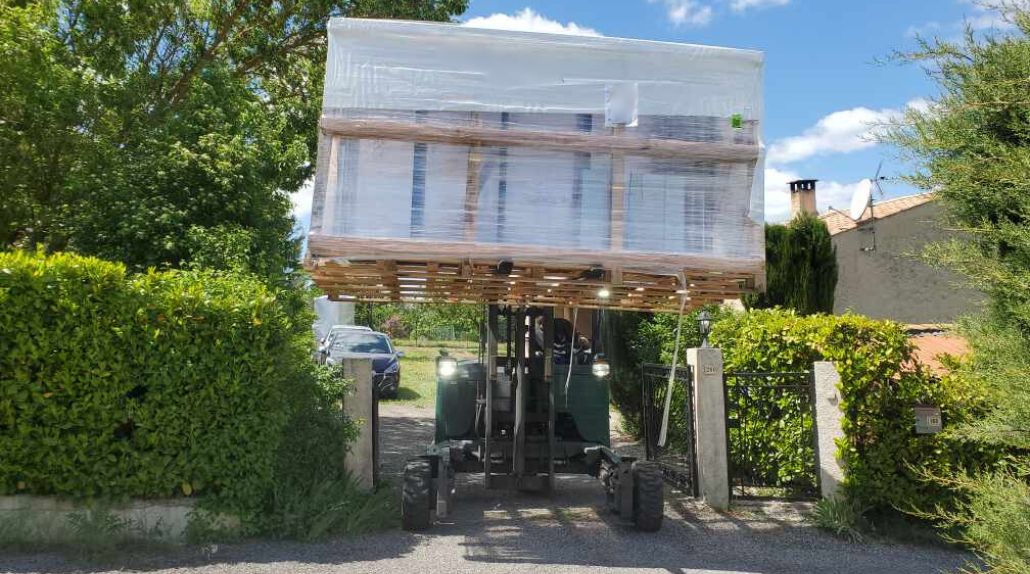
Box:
[385,339,478,407]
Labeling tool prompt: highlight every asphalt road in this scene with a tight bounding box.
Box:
[0,404,974,574]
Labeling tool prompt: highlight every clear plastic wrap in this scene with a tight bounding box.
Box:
[307,18,765,309]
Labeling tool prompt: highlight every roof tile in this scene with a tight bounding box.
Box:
[820,192,937,235]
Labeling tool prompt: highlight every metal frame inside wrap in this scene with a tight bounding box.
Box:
[306,18,766,311]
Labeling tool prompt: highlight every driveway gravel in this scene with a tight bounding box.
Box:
[0,403,975,574]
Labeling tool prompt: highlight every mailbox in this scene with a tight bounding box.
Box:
[914,405,943,434]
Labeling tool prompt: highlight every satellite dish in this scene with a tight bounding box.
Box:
[850,178,873,221]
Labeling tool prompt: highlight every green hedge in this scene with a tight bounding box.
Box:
[605,307,729,439]
[0,250,310,517]
[711,309,1002,510]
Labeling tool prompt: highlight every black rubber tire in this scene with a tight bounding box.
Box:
[632,461,664,532]
[402,458,432,531]
[428,457,439,512]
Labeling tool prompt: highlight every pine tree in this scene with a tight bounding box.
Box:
[884,6,1030,571]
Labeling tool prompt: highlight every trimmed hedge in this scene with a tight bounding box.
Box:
[710,309,1002,511]
[0,250,309,517]
[605,306,729,439]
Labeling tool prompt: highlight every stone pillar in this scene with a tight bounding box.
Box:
[342,358,376,489]
[812,361,845,499]
[687,347,729,510]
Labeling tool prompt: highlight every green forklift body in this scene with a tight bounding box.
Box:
[434,363,610,447]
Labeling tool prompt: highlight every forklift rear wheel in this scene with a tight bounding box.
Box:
[402,458,432,531]
[632,461,664,532]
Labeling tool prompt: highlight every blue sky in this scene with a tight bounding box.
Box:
[292,0,1017,232]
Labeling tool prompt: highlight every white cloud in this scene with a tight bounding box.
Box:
[906,21,941,37]
[730,0,789,11]
[764,167,867,223]
[463,8,601,36]
[908,2,1028,39]
[767,100,926,166]
[650,0,714,26]
[961,0,1027,31]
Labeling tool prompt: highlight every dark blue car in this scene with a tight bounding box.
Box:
[324,330,404,398]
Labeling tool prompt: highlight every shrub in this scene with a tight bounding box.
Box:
[250,364,394,539]
[927,468,1030,574]
[605,306,730,438]
[355,303,480,341]
[811,496,866,543]
[744,213,837,314]
[380,314,409,339]
[710,309,1003,512]
[0,251,316,524]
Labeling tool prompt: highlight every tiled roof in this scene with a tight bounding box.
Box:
[906,324,970,375]
[820,192,937,235]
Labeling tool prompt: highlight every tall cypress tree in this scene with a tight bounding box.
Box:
[744,212,838,314]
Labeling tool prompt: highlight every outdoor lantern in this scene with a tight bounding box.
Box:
[697,309,712,347]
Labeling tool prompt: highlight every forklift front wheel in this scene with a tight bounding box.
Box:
[402,458,432,531]
[632,461,664,532]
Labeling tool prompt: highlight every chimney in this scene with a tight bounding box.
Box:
[788,179,818,218]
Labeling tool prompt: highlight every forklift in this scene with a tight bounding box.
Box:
[401,304,664,532]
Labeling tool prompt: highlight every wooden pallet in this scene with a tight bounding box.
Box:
[306,236,761,312]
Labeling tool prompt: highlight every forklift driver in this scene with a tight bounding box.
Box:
[532,316,591,365]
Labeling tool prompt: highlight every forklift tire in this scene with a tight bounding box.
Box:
[402,458,432,531]
[632,461,664,532]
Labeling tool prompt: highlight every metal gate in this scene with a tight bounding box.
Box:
[641,364,698,496]
[723,371,818,499]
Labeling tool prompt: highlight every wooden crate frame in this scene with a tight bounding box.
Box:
[307,115,765,312]
[307,256,756,311]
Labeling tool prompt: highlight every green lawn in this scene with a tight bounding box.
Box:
[385,339,478,407]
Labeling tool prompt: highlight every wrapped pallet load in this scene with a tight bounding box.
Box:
[306,18,765,311]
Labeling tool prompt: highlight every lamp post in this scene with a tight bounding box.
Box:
[697,309,712,348]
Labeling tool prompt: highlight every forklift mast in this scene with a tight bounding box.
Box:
[483,306,556,491]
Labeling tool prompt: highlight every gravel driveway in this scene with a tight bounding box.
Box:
[0,404,975,574]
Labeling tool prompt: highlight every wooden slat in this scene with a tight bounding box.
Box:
[307,251,758,313]
[320,117,760,163]
[308,234,764,277]
[463,113,483,241]
[610,125,626,252]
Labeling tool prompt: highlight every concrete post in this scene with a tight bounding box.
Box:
[342,358,376,490]
[687,347,729,510]
[812,361,845,499]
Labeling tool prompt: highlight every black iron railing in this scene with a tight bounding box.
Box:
[724,371,818,500]
[641,363,698,496]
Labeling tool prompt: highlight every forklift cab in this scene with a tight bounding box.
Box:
[405,304,663,533]
[434,308,610,450]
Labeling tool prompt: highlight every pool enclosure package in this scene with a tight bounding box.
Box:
[306,18,765,311]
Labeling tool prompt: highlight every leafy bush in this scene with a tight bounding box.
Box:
[710,309,1003,512]
[355,303,481,341]
[253,364,394,539]
[380,314,409,339]
[0,251,324,525]
[605,306,730,438]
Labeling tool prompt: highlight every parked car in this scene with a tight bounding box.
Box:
[318,324,373,356]
[321,330,404,398]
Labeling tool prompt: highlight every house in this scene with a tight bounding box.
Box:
[788,179,983,324]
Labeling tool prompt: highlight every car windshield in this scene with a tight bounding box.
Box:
[332,333,392,354]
